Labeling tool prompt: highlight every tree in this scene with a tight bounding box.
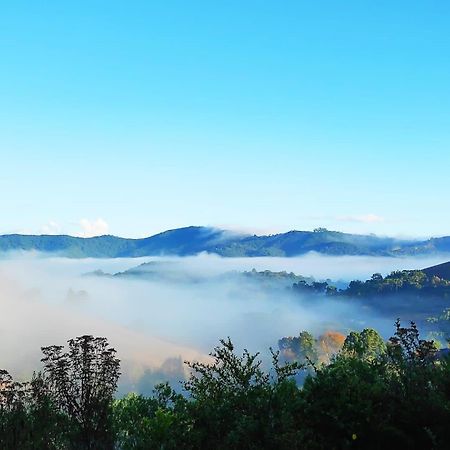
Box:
[41,335,120,450]
[183,338,302,449]
[300,355,390,449]
[113,384,190,450]
[342,328,386,361]
[299,322,448,449]
[317,331,345,363]
[382,320,447,448]
[0,369,29,449]
[371,273,383,282]
[0,370,67,450]
[279,331,318,366]
[387,319,437,368]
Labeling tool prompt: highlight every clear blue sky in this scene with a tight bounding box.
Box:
[1,1,449,237]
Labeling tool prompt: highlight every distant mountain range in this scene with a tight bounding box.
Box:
[1,226,450,258]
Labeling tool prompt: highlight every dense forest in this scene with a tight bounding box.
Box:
[1,321,450,449]
[290,268,450,345]
[292,268,450,299]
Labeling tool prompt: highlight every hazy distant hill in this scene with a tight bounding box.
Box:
[0,227,229,258]
[90,262,316,288]
[0,226,449,258]
[396,237,450,255]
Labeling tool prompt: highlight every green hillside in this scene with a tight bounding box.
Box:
[0,226,449,258]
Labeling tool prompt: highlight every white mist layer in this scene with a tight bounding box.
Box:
[0,252,447,393]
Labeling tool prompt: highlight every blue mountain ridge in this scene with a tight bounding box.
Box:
[0,226,449,258]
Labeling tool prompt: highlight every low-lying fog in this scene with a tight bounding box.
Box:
[0,252,447,394]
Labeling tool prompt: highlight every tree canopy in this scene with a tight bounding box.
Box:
[1,322,450,449]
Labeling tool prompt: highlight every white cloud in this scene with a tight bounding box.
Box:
[77,218,110,237]
[41,221,62,235]
[337,214,385,224]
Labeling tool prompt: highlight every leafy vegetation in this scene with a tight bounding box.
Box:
[290,268,450,300]
[344,270,450,298]
[290,269,450,346]
[240,269,314,288]
[1,322,450,449]
[279,330,345,366]
[0,335,120,449]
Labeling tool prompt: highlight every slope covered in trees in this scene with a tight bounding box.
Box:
[1,322,450,449]
[344,269,450,298]
[2,226,450,257]
[291,267,450,342]
[288,264,450,300]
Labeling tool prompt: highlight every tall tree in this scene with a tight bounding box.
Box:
[41,335,120,450]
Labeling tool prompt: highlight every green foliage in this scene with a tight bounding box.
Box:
[300,355,389,448]
[342,328,386,361]
[279,331,319,371]
[299,321,448,449]
[426,307,450,343]
[242,269,314,288]
[41,335,120,449]
[2,323,450,449]
[0,372,69,449]
[113,386,189,450]
[0,335,120,450]
[292,280,336,295]
[182,338,303,449]
[279,330,345,366]
[344,270,450,298]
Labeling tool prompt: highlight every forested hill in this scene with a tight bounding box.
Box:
[423,261,450,280]
[1,226,450,258]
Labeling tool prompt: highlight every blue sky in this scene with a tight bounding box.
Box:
[1,1,449,238]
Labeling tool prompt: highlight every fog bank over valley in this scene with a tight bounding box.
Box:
[0,252,448,394]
